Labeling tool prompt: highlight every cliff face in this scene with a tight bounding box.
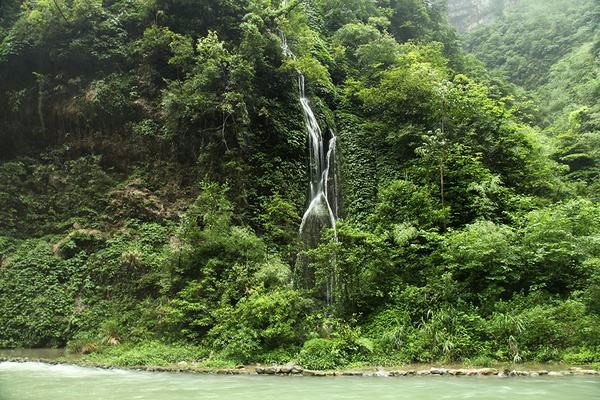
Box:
[447,0,520,32]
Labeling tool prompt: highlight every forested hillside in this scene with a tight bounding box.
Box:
[447,0,520,33]
[0,0,598,369]
[466,0,600,201]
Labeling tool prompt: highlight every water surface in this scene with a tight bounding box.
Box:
[0,348,65,359]
[0,362,598,400]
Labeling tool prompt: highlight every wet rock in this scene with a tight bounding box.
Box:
[538,370,549,376]
[290,366,303,375]
[215,369,231,375]
[341,371,363,376]
[279,365,291,374]
[303,370,326,377]
[280,363,302,374]
[581,370,599,376]
[416,370,431,376]
[255,366,266,375]
[374,369,390,377]
[548,371,564,377]
[264,366,280,375]
[430,368,448,375]
[478,368,498,376]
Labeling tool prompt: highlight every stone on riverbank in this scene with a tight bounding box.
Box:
[478,368,499,376]
[302,369,326,377]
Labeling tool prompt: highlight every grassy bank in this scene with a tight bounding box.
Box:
[5,341,594,375]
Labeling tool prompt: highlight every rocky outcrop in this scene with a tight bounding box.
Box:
[447,0,521,32]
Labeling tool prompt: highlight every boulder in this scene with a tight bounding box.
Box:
[280,363,303,374]
[341,371,363,376]
[290,366,303,375]
[255,366,266,375]
[263,366,279,375]
[430,368,449,375]
[581,370,599,376]
[448,369,466,376]
[303,369,326,377]
[478,368,499,376]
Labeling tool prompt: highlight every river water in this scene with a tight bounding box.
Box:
[0,362,598,400]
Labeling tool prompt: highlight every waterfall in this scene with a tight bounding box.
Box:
[281,26,339,305]
[280,35,338,246]
[297,79,338,243]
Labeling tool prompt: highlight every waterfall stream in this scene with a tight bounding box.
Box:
[281,35,339,246]
[281,28,339,304]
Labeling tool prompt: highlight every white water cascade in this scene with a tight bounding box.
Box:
[282,27,339,304]
[281,35,339,246]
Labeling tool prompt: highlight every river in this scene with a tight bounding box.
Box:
[1,362,599,399]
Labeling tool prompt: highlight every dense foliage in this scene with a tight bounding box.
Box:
[0,0,598,369]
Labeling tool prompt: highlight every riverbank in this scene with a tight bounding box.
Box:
[2,356,599,378]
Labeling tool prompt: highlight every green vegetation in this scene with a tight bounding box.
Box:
[0,0,598,371]
[466,0,600,218]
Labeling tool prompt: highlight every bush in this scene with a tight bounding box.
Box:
[0,240,84,347]
[297,338,345,370]
[297,322,374,369]
[562,348,600,364]
[209,289,314,363]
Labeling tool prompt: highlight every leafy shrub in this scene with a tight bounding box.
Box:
[0,240,85,347]
[82,341,209,367]
[297,338,345,370]
[209,289,314,363]
[562,348,600,364]
[297,322,374,370]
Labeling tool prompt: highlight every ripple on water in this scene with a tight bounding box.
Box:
[0,363,599,400]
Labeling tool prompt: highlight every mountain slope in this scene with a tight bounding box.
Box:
[0,0,598,368]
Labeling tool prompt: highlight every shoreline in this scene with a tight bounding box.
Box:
[2,357,599,378]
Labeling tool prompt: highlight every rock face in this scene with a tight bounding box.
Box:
[446,0,520,32]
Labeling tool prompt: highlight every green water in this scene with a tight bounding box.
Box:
[0,348,66,360]
[0,362,598,400]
